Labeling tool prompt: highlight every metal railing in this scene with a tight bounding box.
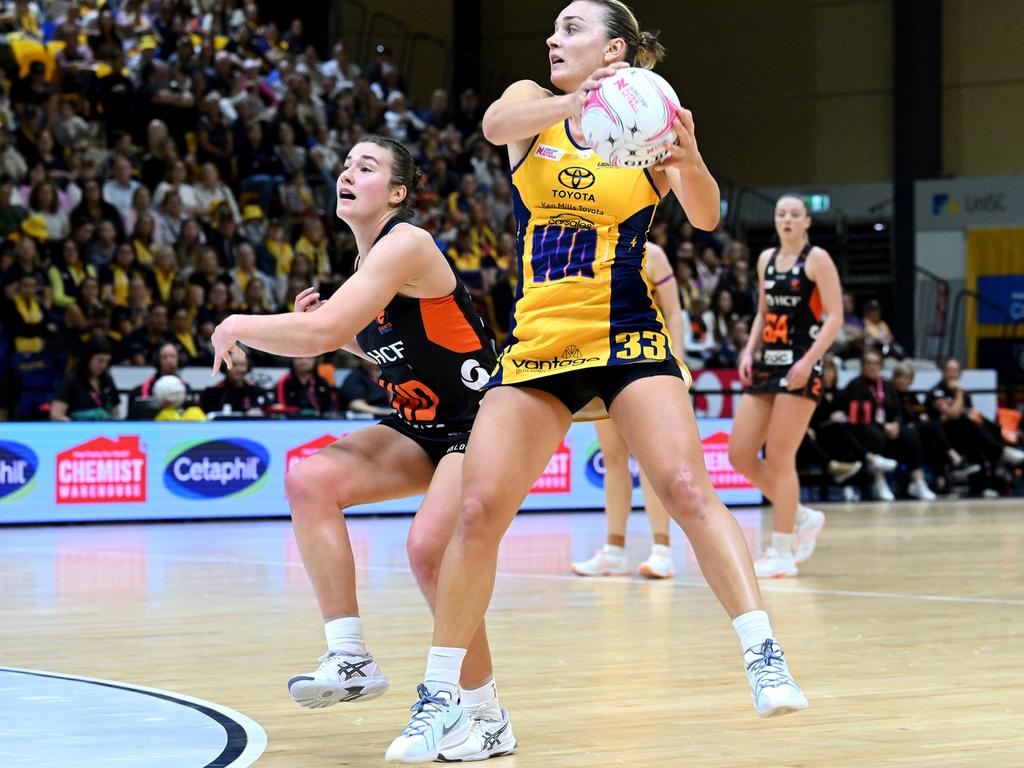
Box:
[914,265,950,363]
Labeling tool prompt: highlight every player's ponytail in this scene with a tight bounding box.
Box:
[592,0,667,69]
[634,30,666,69]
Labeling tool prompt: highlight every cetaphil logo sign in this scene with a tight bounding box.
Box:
[0,440,38,503]
[164,438,270,499]
[584,440,640,490]
[56,436,147,504]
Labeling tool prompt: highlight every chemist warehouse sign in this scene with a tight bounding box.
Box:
[0,419,760,524]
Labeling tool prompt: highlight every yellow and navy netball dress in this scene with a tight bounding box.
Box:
[491,119,689,388]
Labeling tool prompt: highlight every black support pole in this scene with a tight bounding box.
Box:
[892,0,942,354]
[451,0,482,96]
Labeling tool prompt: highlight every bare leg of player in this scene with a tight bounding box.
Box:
[285,427,434,708]
[728,394,776,499]
[611,375,809,718]
[637,469,675,578]
[405,453,516,762]
[571,419,632,576]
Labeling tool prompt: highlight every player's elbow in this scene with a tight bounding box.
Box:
[690,209,720,232]
[481,110,505,146]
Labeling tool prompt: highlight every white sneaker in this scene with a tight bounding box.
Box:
[637,544,675,579]
[1001,447,1024,466]
[288,651,389,708]
[872,478,896,501]
[385,685,470,763]
[744,639,809,717]
[907,479,937,501]
[571,545,628,576]
[867,454,898,473]
[793,506,825,564]
[842,486,861,502]
[754,547,798,578]
[437,707,517,762]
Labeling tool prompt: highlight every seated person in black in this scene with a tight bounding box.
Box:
[892,362,980,493]
[796,355,896,488]
[843,350,936,501]
[51,337,120,421]
[275,356,336,416]
[338,358,393,417]
[201,350,272,415]
[926,358,1024,493]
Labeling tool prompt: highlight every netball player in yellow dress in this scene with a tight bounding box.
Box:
[385,3,808,761]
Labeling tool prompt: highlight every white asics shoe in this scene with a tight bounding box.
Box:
[872,478,896,501]
[907,479,937,501]
[385,685,470,763]
[867,453,898,473]
[287,651,389,708]
[744,639,809,718]
[754,547,798,578]
[637,544,675,579]
[793,506,825,565]
[437,707,517,762]
[571,545,628,576]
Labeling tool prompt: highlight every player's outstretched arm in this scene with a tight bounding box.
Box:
[210,230,432,372]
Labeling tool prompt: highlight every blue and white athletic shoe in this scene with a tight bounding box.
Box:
[385,684,470,763]
[744,639,809,717]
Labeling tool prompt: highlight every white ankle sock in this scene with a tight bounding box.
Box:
[603,544,625,556]
[461,676,499,713]
[771,532,794,557]
[425,646,466,697]
[324,616,367,656]
[650,543,671,556]
[732,609,774,653]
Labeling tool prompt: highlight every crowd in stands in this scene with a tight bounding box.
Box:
[0,1,1020,499]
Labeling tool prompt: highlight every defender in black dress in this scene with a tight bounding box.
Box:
[729,194,843,579]
[209,136,513,761]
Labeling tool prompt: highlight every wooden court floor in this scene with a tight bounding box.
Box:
[2,499,1022,767]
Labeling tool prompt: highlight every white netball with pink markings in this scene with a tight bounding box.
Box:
[581,67,681,169]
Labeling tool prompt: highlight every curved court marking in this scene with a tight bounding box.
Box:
[0,667,267,768]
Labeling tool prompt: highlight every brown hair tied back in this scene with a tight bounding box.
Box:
[591,0,667,69]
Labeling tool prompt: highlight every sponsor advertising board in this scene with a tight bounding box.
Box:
[0,419,759,524]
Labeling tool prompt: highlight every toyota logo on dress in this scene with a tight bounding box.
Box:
[557,166,596,190]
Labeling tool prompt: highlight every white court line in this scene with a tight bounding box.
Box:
[5,545,1024,607]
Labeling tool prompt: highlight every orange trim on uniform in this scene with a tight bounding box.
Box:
[420,295,480,353]
[809,285,823,322]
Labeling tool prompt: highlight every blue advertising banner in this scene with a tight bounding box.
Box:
[0,419,760,524]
